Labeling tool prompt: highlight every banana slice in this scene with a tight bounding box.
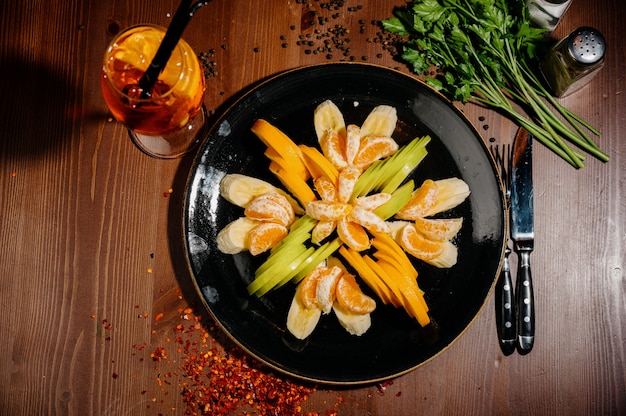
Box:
[220,173,303,214]
[424,178,470,217]
[332,302,371,336]
[426,240,458,268]
[314,100,346,141]
[360,105,397,138]
[216,217,259,254]
[286,282,322,340]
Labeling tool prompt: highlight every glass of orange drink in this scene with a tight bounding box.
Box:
[101,25,206,158]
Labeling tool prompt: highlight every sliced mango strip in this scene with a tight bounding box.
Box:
[252,119,309,181]
[298,144,339,184]
[338,246,393,306]
[371,232,418,278]
[269,161,317,206]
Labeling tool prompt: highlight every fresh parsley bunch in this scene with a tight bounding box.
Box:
[383,0,608,167]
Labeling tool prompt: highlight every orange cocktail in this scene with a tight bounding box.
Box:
[101,25,206,158]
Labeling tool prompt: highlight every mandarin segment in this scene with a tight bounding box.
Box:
[244,192,295,226]
[335,272,376,314]
[306,200,352,221]
[248,222,289,256]
[349,205,390,234]
[354,193,392,211]
[413,217,463,241]
[352,136,399,170]
[299,267,324,309]
[314,176,337,201]
[398,223,445,261]
[345,124,362,165]
[337,165,361,203]
[316,266,343,314]
[311,220,336,245]
[396,179,438,220]
[337,217,370,251]
[319,130,348,169]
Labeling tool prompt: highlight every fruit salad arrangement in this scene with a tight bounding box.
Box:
[216,100,470,339]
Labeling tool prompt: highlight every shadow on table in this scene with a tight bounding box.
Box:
[0,54,103,159]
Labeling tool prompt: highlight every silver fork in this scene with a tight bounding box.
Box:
[490,144,516,355]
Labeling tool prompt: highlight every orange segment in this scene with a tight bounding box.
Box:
[251,119,308,180]
[337,217,370,251]
[396,179,438,220]
[348,205,389,234]
[354,193,392,211]
[397,223,444,261]
[352,135,399,170]
[335,272,376,314]
[413,217,463,241]
[319,130,347,170]
[314,176,337,201]
[337,165,361,203]
[306,200,351,221]
[311,220,336,245]
[316,266,343,314]
[345,124,362,165]
[248,222,288,256]
[244,192,295,227]
[299,267,324,309]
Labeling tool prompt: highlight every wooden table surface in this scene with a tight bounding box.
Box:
[1,0,624,415]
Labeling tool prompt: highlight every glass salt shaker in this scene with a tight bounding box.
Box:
[527,0,572,31]
[540,27,606,97]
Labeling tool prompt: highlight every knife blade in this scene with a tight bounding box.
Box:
[510,128,535,354]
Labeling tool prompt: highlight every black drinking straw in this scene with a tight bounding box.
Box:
[137,0,210,98]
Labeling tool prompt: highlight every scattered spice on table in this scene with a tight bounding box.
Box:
[134,303,344,415]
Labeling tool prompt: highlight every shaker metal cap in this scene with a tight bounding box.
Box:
[567,27,606,65]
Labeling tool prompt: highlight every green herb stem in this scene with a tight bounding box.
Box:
[383,0,608,168]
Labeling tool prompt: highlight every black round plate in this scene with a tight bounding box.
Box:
[182,63,505,385]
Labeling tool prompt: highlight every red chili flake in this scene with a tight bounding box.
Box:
[112,372,118,379]
[150,346,167,362]
[133,307,336,415]
[155,312,164,322]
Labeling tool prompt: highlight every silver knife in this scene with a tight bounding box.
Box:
[510,128,535,354]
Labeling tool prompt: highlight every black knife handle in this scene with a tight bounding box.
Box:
[516,250,534,354]
[496,247,516,355]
